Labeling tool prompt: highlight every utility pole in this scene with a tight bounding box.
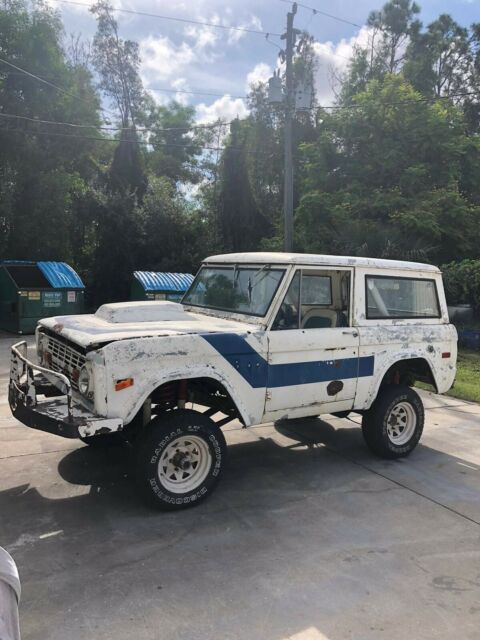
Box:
[282,2,297,253]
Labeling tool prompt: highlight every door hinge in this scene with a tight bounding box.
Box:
[266,390,272,400]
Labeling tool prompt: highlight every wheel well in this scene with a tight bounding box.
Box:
[146,377,243,426]
[380,358,437,392]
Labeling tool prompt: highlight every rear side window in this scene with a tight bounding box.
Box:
[366,276,440,319]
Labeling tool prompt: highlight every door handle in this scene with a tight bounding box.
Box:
[342,330,358,337]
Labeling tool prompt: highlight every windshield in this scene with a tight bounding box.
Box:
[183,265,285,317]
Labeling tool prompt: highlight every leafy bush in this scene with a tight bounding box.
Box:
[441,260,480,311]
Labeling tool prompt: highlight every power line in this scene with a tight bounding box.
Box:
[276,1,377,65]
[0,56,87,100]
[1,89,478,138]
[277,0,362,29]
[311,89,480,111]
[0,125,272,155]
[49,0,282,37]
[0,56,117,118]
[0,111,234,133]
[0,56,248,121]
[147,87,247,100]
[1,66,248,102]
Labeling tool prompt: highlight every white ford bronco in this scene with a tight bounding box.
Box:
[9,252,457,509]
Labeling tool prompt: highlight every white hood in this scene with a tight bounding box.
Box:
[39,301,259,348]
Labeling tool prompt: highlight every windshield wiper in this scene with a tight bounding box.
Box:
[250,264,271,288]
[233,264,240,289]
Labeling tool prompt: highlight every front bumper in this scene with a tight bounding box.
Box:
[9,341,123,439]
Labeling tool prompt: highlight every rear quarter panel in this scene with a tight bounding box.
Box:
[353,267,457,410]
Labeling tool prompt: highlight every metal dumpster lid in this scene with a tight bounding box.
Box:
[37,262,84,289]
[1,261,84,289]
[133,271,194,293]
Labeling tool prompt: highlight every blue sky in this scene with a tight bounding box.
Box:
[49,0,480,122]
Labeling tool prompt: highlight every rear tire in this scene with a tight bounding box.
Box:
[135,409,227,510]
[362,385,424,459]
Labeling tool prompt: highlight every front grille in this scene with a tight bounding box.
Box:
[44,336,86,391]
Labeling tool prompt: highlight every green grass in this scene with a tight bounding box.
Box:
[446,349,480,403]
[415,348,480,403]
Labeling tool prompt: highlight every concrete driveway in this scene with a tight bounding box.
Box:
[1,334,479,640]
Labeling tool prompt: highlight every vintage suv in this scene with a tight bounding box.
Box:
[9,253,457,509]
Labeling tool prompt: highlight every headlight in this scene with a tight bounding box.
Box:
[78,367,91,396]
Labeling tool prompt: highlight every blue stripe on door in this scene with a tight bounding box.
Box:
[201,333,374,389]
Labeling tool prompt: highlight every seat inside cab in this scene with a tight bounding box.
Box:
[272,269,351,330]
[300,270,350,329]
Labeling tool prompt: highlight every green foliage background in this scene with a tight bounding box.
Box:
[1,0,480,307]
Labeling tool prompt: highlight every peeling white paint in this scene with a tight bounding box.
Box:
[25,254,456,433]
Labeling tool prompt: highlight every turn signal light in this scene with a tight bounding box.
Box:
[441,352,451,359]
[115,378,134,391]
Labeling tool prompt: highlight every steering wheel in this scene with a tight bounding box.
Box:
[275,303,298,329]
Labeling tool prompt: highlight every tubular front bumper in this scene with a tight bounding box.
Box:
[9,341,123,439]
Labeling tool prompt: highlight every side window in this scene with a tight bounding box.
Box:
[300,275,333,329]
[272,271,300,330]
[272,270,351,330]
[366,276,440,319]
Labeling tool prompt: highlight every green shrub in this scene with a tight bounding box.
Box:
[441,260,480,312]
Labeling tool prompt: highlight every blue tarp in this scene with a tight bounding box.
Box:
[133,271,194,293]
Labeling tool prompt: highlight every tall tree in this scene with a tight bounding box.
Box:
[0,0,102,261]
[91,0,146,196]
[217,119,270,252]
[341,0,421,100]
[297,75,480,263]
[145,100,205,185]
[404,15,472,98]
[368,0,421,73]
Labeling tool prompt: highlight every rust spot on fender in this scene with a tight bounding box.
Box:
[327,380,344,396]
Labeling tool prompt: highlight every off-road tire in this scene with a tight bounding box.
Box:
[135,409,227,510]
[362,385,424,459]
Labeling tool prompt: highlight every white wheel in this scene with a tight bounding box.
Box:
[362,385,424,459]
[158,435,212,494]
[135,409,227,510]
[386,401,417,445]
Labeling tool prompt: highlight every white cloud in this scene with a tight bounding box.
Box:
[312,26,372,105]
[246,62,272,91]
[140,35,196,83]
[140,20,222,87]
[184,22,219,55]
[170,77,191,105]
[196,95,248,124]
[227,14,263,45]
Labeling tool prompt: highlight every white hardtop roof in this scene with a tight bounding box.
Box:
[204,252,440,273]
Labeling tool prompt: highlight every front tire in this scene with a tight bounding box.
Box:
[362,385,424,459]
[135,409,227,510]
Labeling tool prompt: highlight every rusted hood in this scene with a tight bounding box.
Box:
[38,301,257,348]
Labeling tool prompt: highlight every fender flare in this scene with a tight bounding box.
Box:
[361,352,438,410]
[123,367,252,426]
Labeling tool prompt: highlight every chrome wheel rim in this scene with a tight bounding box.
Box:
[386,401,417,445]
[158,435,212,494]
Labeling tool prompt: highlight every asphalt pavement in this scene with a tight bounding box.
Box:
[1,333,479,640]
